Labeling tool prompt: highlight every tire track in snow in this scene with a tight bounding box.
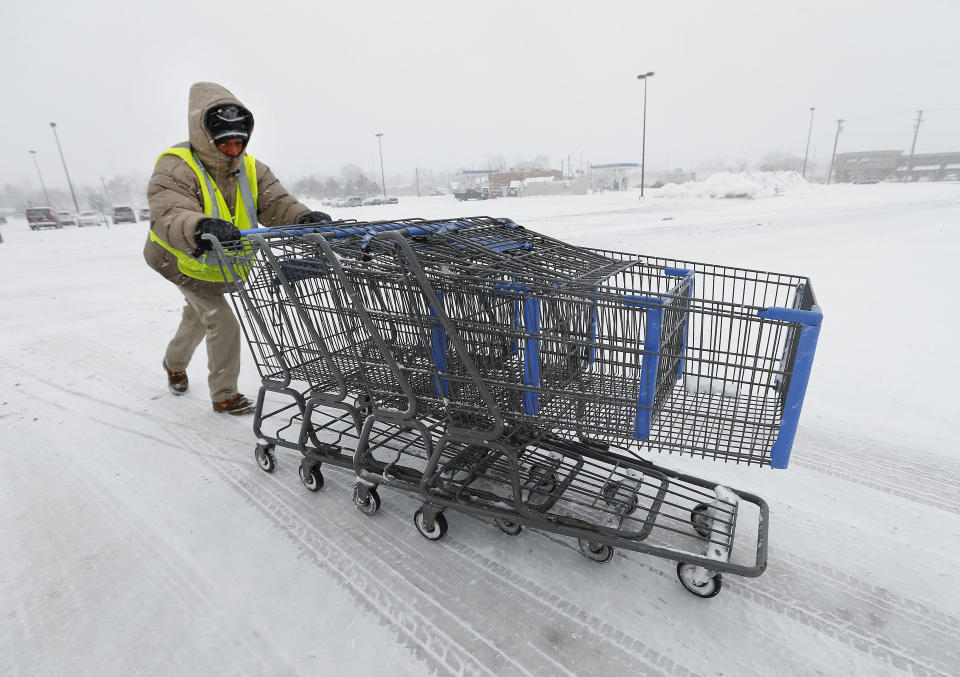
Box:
[14,341,958,675]
[585,539,960,677]
[792,428,960,515]
[172,426,687,677]
[67,464,298,676]
[3,346,687,674]
[0,431,281,675]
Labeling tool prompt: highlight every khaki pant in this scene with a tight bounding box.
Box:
[164,286,241,403]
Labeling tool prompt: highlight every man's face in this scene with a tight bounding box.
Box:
[216,139,244,157]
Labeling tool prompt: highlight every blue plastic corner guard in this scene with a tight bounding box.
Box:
[759,304,823,468]
[633,298,663,440]
[429,292,449,398]
[521,297,542,415]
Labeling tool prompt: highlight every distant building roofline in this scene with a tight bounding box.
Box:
[590,163,639,169]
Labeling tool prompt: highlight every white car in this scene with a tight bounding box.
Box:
[57,211,78,226]
[77,211,102,227]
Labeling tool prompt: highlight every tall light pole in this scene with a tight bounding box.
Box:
[375,132,386,197]
[802,107,815,179]
[28,150,52,207]
[826,118,843,185]
[636,71,655,198]
[50,122,81,213]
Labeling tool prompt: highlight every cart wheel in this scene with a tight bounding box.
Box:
[414,508,448,541]
[529,464,558,494]
[690,503,712,538]
[352,484,381,516]
[254,444,276,473]
[495,518,523,536]
[354,395,373,419]
[677,562,722,598]
[298,463,324,492]
[602,480,639,516]
[577,539,615,564]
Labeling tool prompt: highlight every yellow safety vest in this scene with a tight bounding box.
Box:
[149,143,258,283]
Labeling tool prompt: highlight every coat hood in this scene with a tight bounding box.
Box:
[187,82,255,177]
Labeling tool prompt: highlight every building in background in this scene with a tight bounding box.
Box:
[834,150,960,183]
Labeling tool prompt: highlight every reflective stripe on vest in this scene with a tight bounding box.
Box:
[150,143,259,283]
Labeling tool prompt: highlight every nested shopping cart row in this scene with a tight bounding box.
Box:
[207,216,821,598]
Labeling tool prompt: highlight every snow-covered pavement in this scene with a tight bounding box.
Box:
[1,180,958,676]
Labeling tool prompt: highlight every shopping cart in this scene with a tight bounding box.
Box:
[207,217,822,598]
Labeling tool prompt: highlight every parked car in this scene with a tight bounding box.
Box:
[77,211,102,227]
[453,187,488,201]
[57,211,78,226]
[344,196,363,207]
[26,207,61,230]
[362,195,382,206]
[383,196,399,204]
[0,215,7,225]
[112,206,136,224]
[138,208,151,221]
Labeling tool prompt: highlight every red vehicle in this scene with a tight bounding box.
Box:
[26,207,61,230]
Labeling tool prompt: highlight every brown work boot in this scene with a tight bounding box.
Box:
[212,393,255,415]
[163,359,188,395]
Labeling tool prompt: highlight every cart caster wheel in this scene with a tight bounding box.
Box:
[529,464,558,494]
[677,562,722,598]
[414,508,448,541]
[352,484,381,516]
[495,518,523,536]
[578,539,615,564]
[254,444,276,473]
[298,463,324,492]
[690,503,713,538]
[602,480,639,516]
[354,395,373,419]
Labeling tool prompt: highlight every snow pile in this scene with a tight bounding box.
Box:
[654,171,810,199]
[683,374,739,398]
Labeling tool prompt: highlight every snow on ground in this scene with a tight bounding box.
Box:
[1,180,958,676]
[652,170,811,199]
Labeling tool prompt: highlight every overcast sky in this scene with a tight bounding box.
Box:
[3,0,958,189]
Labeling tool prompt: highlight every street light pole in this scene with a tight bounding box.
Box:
[49,122,81,213]
[636,71,655,198]
[802,107,815,179]
[28,150,52,207]
[375,132,386,197]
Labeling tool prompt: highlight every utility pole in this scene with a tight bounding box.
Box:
[99,176,112,204]
[906,109,923,182]
[827,118,844,185]
[49,122,81,213]
[28,151,52,207]
[415,167,421,197]
[802,107,815,179]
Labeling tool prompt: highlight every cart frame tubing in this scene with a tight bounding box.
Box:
[205,232,358,466]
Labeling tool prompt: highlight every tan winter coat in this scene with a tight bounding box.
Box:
[143,81,311,294]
